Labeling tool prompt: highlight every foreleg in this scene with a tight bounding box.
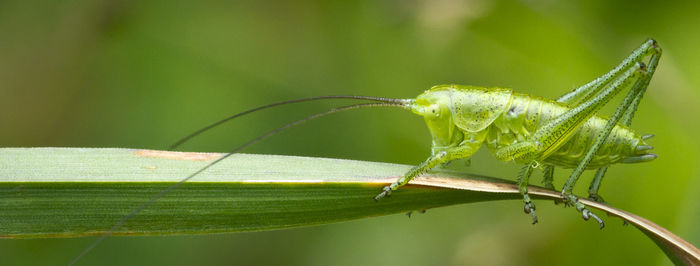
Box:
[374,136,483,201]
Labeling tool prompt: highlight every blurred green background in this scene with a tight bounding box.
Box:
[1,0,699,265]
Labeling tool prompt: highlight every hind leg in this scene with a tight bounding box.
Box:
[587,167,608,203]
[557,39,658,105]
[561,42,661,228]
[586,48,660,203]
[494,40,660,228]
[556,40,660,204]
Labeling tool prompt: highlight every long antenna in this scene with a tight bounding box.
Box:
[168,95,408,150]
[69,101,409,265]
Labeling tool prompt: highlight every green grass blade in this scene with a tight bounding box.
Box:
[0,148,698,264]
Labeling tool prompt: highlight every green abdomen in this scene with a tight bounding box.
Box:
[485,93,645,169]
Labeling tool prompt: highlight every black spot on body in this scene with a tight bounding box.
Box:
[508,106,517,115]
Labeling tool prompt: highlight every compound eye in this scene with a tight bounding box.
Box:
[428,104,441,118]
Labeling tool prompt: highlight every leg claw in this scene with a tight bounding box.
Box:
[552,197,564,205]
[374,186,392,201]
[405,209,427,218]
[565,193,605,229]
[524,202,538,224]
[582,209,605,229]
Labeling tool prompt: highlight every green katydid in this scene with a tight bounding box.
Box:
[70,38,661,265]
[375,38,660,226]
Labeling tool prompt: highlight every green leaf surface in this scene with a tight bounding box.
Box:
[0,148,698,265]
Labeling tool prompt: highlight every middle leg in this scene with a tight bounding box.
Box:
[518,161,538,224]
[542,165,555,191]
